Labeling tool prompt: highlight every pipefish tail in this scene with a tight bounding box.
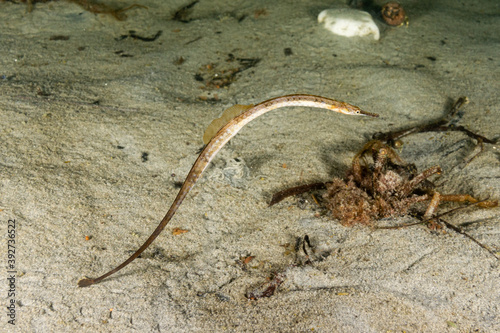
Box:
[78,94,378,287]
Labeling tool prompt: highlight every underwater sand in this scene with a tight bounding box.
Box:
[1,0,499,332]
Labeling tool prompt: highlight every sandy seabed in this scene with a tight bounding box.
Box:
[1,0,499,332]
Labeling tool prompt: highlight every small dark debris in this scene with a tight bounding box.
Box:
[237,58,260,67]
[36,87,51,97]
[141,152,149,162]
[115,30,162,42]
[172,0,199,23]
[50,35,70,41]
[174,181,183,188]
[1,74,16,80]
[117,145,125,149]
[215,293,230,302]
[115,35,128,42]
[174,56,185,65]
[151,248,164,259]
[114,50,133,57]
[426,56,437,61]
[253,8,268,19]
[195,57,260,89]
[284,47,293,56]
[296,235,315,265]
[184,36,202,45]
[246,272,285,300]
[236,255,255,271]
[129,30,162,42]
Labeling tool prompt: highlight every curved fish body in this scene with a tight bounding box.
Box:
[78,94,378,287]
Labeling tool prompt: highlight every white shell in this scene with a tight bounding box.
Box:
[318,8,380,40]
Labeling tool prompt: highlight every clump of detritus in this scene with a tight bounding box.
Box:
[324,140,441,226]
[271,139,497,227]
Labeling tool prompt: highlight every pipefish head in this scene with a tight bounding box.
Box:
[337,102,379,117]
